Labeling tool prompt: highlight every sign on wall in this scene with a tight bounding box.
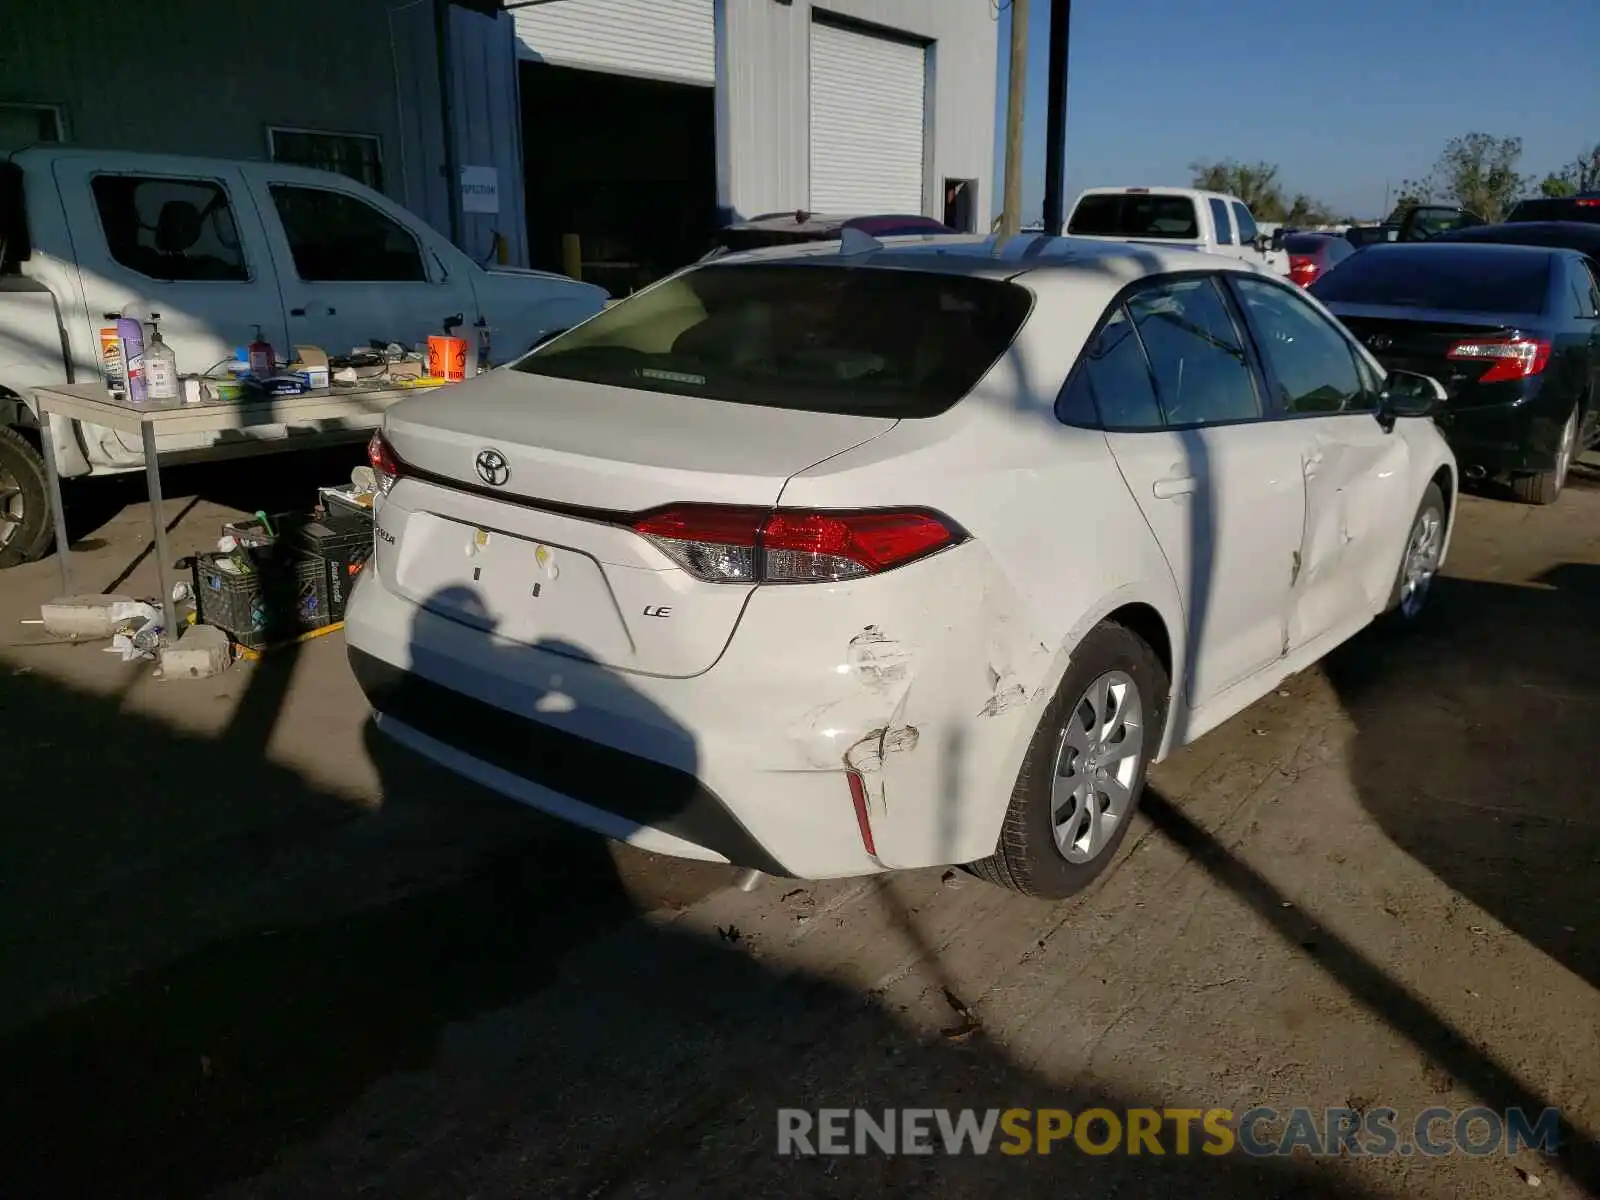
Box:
[460,165,499,214]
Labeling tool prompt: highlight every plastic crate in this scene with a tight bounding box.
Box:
[191,548,332,650]
[297,515,373,622]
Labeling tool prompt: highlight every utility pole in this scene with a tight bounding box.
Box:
[999,0,1029,236]
[1040,0,1071,235]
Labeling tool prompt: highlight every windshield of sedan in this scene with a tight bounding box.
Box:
[1309,248,1551,315]
[514,263,1033,418]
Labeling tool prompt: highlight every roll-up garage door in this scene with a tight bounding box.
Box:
[513,0,714,86]
[808,21,927,214]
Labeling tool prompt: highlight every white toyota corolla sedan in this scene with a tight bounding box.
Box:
[346,234,1456,898]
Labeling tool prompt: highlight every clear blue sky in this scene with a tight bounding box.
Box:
[991,0,1600,223]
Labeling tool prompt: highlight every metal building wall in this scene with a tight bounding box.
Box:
[719,0,998,227]
[448,5,531,267]
[0,0,451,234]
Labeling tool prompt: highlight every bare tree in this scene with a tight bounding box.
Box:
[1557,143,1600,193]
[1188,159,1287,222]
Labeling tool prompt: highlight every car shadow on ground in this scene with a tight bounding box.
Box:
[1321,564,1600,995]
[0,587,1390,1199]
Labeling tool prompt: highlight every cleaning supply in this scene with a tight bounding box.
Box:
[98,314,127,397]
[144,313,179,401]
[247,325,274,379]
[115,315,147,403]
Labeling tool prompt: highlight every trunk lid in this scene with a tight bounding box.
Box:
[1328,304,1531,402]
[378,371,898,676]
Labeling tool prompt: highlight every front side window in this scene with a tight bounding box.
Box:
[1231,202,1259,245]
[1126,276,1260,426]
[1209,198,1235,246]
[90,174,249,282]
[268,185,426,283]
[1231,276,1369,414]
[516,263,1032,419]
[1057,306,1163,431]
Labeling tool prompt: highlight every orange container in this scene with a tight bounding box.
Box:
[426,335,468,382]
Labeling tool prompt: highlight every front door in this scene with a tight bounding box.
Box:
[1226,273,1414,649]
[1094,275,1308,709]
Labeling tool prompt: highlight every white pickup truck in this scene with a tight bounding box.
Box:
[1064,186,1289,276]
[0,148,608,566]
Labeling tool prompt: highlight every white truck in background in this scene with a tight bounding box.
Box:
[1064,186,1290,276]
[0,147,609,566]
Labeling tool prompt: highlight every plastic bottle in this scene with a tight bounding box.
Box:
[116,316,147,403]
[98,314,127,397]
[144,314,179,401]
[247,325,274,379]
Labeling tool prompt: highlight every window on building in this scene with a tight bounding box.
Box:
[267,128,384,192]
[268,184,426,282]
[90,175,250,282]
[0,102,66,151]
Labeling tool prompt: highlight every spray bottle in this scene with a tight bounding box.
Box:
[98,313,127,397]
[116,314,147,403]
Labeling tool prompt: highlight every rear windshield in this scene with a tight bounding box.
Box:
[1283,234,1334,254]
[1067,194,1200,239]
[514,263,1033,418]
[1308,248,1551,315]
[1507,197,1600,225]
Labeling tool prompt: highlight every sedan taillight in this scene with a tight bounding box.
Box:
[367,430,404,493]
[1445,336,1552,384]
[1288,254,1320,287]
[632,505,963,584]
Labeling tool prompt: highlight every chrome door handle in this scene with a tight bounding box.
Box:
[1152,475,1197,499]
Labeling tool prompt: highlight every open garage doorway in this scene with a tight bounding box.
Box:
[519,62,716,297]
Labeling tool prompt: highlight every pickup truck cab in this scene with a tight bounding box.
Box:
[0,148,608,566]
[1065,186,1288,275]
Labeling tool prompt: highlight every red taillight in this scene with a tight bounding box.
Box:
[1577,198,1600,208]
[367,430,403,492]
[846,770,878,857]
[1288,254,1320,286]
[631,504,961,584]
[1445,336,1552,383]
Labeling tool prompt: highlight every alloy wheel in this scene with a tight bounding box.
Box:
[1050,670,1144,863]
[0,463,23,551]
[1399,507,1443,620]
[1556,409,1577,492]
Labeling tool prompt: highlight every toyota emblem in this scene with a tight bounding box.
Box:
[1367,334,1392,352]
[475,448,510,486]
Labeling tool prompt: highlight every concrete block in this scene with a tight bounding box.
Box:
[157,624,233,680]
[39,595,145,640]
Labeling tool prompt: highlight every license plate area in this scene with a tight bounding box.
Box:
[396,512,633,660]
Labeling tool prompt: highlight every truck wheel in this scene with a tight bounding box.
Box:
[0,426,53,568]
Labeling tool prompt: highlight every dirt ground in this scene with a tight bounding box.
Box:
[1,448,1597,1199]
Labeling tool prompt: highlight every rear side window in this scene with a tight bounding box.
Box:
[1127,277,1260,426]
[268,184,426,282]
[515,263,1033,419]
[1507,197,1600,225]
[1068,194,1200,239]
[1056,306,1163,430]
[1209,198,1234,245]
[90,174,249,282]
[1309,248,1552,315]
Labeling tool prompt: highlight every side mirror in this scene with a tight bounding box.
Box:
[1378,370,1447,429]
[1270,229,1287,252]
[1253,233,1272,254]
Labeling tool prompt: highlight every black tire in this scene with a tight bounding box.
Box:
[0,425,52,569]
[969,620,1169,899]
[1510,406,1577,505]
[1380,482,1446,629]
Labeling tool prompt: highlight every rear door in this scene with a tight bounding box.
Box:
[244,167,475,357]
[1228,273,1413,644]
[1088,274,1309,709]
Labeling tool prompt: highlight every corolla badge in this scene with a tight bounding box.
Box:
[1366,335,1392,352]
[475,448,510,486]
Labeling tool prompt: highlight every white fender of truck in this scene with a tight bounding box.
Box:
[0,285,93,477]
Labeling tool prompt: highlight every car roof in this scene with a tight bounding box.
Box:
[1434,221,1600,253]
[722,211,946,234]
[699,232,1269,283]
